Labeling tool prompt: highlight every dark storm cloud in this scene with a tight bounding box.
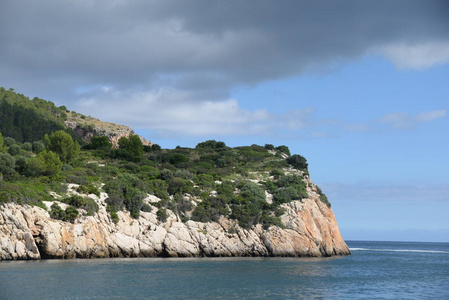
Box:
[0,0,448,102]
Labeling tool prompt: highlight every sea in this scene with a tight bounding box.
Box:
[0,241,448,300]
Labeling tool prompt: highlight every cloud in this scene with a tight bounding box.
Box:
[1,1,448,139]
[74,88,315,138]
[378,110,447,129]
[73,85,446,138]
[1,0,448,102]
[381,42,449,70]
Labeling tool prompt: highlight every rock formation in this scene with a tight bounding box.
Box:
[64,113,152,148]
[0,180,350,260]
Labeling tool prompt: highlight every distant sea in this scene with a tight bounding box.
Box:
[0,241,448,299]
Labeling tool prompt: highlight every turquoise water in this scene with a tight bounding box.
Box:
[0,241,448,299]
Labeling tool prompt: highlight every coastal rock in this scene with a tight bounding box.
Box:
[0,185,350,259]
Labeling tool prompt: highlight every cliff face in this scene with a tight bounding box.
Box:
[64,113,152,148]
[0,181,349,260]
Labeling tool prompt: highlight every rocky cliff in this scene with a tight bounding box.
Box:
[0,180,350,260]
[64,112,152,148]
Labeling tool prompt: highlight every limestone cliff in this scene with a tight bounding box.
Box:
[0,180,349,260]
[64,112,152,148]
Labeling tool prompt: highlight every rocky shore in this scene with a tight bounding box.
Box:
[0,186,350,260]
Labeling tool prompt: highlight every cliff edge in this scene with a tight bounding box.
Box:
[65,112,152,148]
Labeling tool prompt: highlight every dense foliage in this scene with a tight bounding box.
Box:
[0,88,331,229]
[0,87,70,143]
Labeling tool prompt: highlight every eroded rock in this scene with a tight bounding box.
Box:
[0,188,350,260]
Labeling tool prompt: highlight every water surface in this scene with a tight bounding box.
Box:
[0,241,448,299]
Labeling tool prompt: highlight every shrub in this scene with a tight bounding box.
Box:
[196,140,227,150]
[229,201,261,229]
[65,175,89,185]
[0,153,16,176]
[228,182,269,229]
[0,180,54,204]
[105,194,124,211]
[262,180,276,193]
[177,198,193,214]
[136,165,159,179]
[147,179,169,200]
[286,154,308,170]
[316,186,331,208]
[174,169,193,180]
[269,169,284,179]
[272,187,302,204]
[77,183,100,197]
[239,181,266,204]
[275,175,308,201]
[168,153,189,165]
[65,206,79,223]
[8,144,22,156]
[167,177,194,195]
[195,174,215,188]
[215,180,235,200]
[50,202,66,220]
[32,141,45,154]
[275,145,291,156]
[192,198,222,223]
[277,175,303,187]
[28,150,62,176]
[159,169,174,181]
[274,207,286,217]
[4,137,16,147]
[0,133,5,153]
[156,208,168,222]
[87,136,112,151]
[14,156,28,175]
[103,173,146,218]
[21,142,33,152]
[141,203,152,213]
[123,162,139,173]
[151,144,161,151]
[44,130,80,164]
[63,195,99,216]
[260,213,284,230]
[116,134,144,162]
[61,164,73,171]
[106,205,119,223]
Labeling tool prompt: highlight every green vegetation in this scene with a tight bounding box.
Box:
[0,132,6,153]
[62,195,99,216]
[0,87,69,143]
[316,186,331,208]
[286,154,308,171]
[44,130,80,164]
[0,87,331,228]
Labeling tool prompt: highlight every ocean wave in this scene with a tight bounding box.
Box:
[349,248,449,254]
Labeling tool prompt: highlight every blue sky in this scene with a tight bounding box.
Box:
[146,55,449,242]
[1,1,448,242]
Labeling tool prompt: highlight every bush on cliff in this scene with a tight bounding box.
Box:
[104,173,146,218]
[63,195,99,216]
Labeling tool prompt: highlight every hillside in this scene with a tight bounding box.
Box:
[0,87,149,147]
[0,88,349,259]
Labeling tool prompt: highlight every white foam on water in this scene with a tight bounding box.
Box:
[349,248,449,254]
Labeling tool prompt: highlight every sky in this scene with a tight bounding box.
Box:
[1,0,448,242]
